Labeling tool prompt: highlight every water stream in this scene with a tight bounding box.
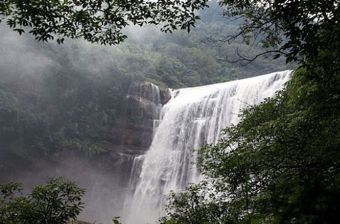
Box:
[123,71,291,224]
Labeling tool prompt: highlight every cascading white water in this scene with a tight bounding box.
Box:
[123,71,291,224]
[150,83,162,132]
[126,83,162,190]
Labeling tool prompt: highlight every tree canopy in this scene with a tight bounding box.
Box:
[1,1,340,224]
[162,67,340,224]
[161,1,340,224]
[0,177,84,224]
[0,0,208,44]
[221,0,340,63]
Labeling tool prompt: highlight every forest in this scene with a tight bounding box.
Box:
[0,1,288,175]
[0,0,339,224]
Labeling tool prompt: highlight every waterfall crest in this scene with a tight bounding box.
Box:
[123,71,291,224]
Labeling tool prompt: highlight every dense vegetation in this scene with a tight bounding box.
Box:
[0,0,208,45]
[0,1,289,170]
[0,177,84,224]
[5,0,339,224]
[161,1,340,224]
[162,68,340,224]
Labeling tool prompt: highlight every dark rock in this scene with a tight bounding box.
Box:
[127,81,160,102]
[116,81,169,153]
[160,86,171,104]
[0,81,171,224]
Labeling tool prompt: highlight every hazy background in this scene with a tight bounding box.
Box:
[0,2,291,223]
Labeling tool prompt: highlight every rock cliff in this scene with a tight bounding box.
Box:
[0,81,170,224]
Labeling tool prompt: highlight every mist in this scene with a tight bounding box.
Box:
[0,21,181,223]
[0,25,148,224]
[0,3,290,223]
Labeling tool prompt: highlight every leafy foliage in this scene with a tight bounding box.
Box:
[220,0,340,63]
[160,184,229,224]
[0,2,290,170]
[0,0,208,44]
[0,177,85,224]
[162,1,340,223]
[163,66,340,224]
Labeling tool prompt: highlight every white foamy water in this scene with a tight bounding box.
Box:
[123,71,291,224]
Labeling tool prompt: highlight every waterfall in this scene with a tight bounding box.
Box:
[125,82,163,195]
[150,83,162,132]
[122,71,291,224]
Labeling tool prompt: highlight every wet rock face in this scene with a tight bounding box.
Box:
[160,87,171,105]
[0,81,171,224]
[127,81,171,105]
[102,81,170,192]
[125,95,157,120]
[112,81,170,154]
